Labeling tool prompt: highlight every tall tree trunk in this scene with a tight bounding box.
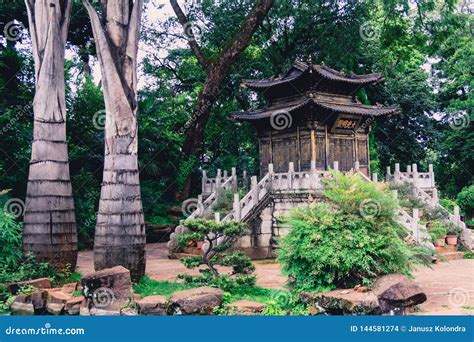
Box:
[83,0,145,281]
[23,0,77,270]
[170,0,274,200]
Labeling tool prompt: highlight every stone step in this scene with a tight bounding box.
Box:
[435,245,457,254]
[438,252,465,261]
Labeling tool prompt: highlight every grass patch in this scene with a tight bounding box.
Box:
[133,276,286,305]
[461,305,474,310]
[133,276,199,298]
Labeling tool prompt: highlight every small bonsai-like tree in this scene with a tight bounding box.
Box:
[177,219,255,289]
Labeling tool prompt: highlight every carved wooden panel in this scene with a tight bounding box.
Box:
[330,136,354,171]
[272,132,297,173]
[259,137,272,175]
[299,129,311,170]
[357,138,368,166]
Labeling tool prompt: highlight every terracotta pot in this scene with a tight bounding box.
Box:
[196,241,204,249]
[445,235,458,246]
[418,209,424,218]
[434,238,446,247]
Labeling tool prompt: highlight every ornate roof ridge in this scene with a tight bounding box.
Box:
[242,60,384,89]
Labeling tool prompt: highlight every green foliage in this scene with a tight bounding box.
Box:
[457,185,474,219]
[133,276,198,298]
[428,221,448,242]
[177,219,255,290]
[0,198,22,270]
[439,198,457,214]
[278,171,430,292]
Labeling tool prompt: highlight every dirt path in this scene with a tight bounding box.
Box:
[77,243,474,315]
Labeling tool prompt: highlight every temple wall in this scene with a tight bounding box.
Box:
[234,191,324,259]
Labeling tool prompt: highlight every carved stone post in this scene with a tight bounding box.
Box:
[231,167,237,192]
[333,161,339,171]
[412,208,420,242]
[431,188,439,207]
[394,163,400,182]
[354,161,360,171]
[251,176,258,206]
[288,162,294,189]
[372,173,378,183]
[214,212,221,223]
[233,193,241,221]
[429,164,435,188]
[202,170,208,194]
[386,166,391,182]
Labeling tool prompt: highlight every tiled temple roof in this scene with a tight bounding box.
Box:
[242,61,384,90]
[229,92,399,120]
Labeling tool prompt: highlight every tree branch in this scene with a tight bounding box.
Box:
[169,0,208,68]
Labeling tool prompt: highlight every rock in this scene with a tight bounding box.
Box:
[354,285,370,293]
[47,302,64,315]
[8,277,51,295]
[61,282,77,295]
[81,266,132,308]
[301,274,427,315]
[121,308,139,316]
[79,306,90,316]
[377,280,426,314]
[65,296,84,315]
[10,302,34,315]
[169,287,223,315]
[135,295,167,315]
[89,308,121,316]
[48,290,73,304]
[30,291,48,311]
[227,300,266,315]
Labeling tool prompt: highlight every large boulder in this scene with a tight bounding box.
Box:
[135,295,168,315]
[169,287,223,315]
[301,274,427,315]
[65,296,85,315]
[10,302,34,316]
[227,300,266,315]
[81,266,132,310]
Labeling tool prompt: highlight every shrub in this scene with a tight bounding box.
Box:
[278,171,431,292]
[177,219,255,290]
[457,185,474,219]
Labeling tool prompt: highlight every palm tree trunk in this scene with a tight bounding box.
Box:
[83,0,146,281]
[23,0,77,270]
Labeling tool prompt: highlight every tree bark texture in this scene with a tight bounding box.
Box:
[170,0,274,199]
[23,0,77,270]
[83,0,146,281]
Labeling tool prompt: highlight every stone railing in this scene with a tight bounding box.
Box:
[201,168,243,195]
[386,163,436,193]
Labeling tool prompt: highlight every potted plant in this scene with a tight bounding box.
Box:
[445,223,461,246]
[429,223,447,247]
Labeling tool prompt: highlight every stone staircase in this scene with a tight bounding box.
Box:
[168,162,473,256]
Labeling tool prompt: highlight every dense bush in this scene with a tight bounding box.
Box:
[457,185,474,220]
[177,219,255,290]
[278,171,431,292]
